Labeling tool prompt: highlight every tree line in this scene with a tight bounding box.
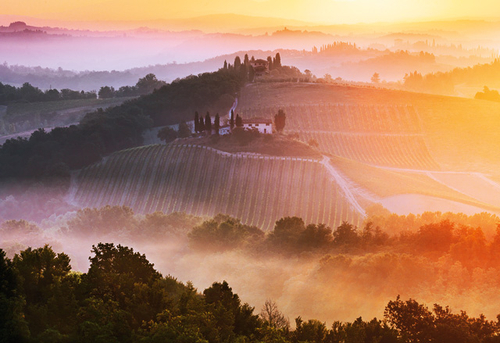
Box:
[0,67,246,183]
[2,242,500,343]
[4,207,500,341]
[403,58,500,95]
[0,82,96,105]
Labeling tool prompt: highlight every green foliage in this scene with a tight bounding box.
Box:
[188,214,264,251]
[5,239,500,343]
[0,249,30,343]
[178,121,192,138]
[384,296,500,343]
[274,109,286,132]
[0,81,96,105]
[157,126,178,143]
[12,245,77,340]
[65,205,138,238]
[98,86,115,99]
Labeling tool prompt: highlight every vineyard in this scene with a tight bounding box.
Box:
[71,144,364,230]
[239,103,440,170]
[240,103,422,133]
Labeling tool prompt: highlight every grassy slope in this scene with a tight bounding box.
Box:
[330,155,500,213]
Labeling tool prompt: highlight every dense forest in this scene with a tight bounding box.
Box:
[3,206,500,342]
[2,241,500,343]
[0,66,245,182]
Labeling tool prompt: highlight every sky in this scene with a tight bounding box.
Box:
[2,0,500,25]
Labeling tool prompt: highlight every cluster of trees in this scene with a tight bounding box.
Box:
[157,121,192,143]
[0,68,245,183]
[223,53,309,83]
[315,42,360,55]
[475,86,500,102]
[0,82,96,105]
[222,53,282,82]
[2,242,500,343]
[194,111,221,135]
[403,58,500,95]
[0,244,263,342]
[0,107,151,180]
[188,213,500,271]
[97,73,167,99]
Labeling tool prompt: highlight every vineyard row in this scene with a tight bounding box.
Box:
[240,103,422,133]
[72,144,363,231]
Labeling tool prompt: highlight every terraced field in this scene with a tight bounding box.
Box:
[71,144,364,230]
[240,103,439,170]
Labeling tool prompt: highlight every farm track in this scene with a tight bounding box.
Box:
[72,144,364,230]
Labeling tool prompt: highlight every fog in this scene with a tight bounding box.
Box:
[3,205,500,326]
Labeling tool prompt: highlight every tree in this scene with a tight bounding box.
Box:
[333,221,359,247]
[267,56,273,70]
[13,245,76,339]
[205,112,212,134]
[234,56,242,70]
[84,243,161,309]
[371,72,381,84]
[199,116,205,132]
[214,113,220,135]
[244,54,249,66]
[178,121,192,138]
[274,109,286,132]
[0,249,30,342]
[157,126,178,143]
[98,86,115,99]
[235,114,243,128]
[384,296,434,343]
[275,53,281,68]
[260,300,289,330]
[136,73,166,95]
[223,60,228,69]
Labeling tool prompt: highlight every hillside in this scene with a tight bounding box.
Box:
[70,144,363,230]
[237,82,500,215]
[174,133,322,159]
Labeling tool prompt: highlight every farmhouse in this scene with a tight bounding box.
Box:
[242,118,272,134]
[249,59,269,77]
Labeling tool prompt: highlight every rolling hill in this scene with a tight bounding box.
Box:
[70,144,364,230]
[69,82,500,228]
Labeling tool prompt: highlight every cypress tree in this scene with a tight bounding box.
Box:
[235,114,243,127]
[194,111,199,133]
[275,53,281,68]
[199,116,205,133]
[230,110,235,129]
[234,56,242,70]
[205,112,212,134]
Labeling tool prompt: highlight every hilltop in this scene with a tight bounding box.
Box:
[173,132,322,159]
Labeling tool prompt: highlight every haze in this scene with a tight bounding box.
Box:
[4,0,500,25]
